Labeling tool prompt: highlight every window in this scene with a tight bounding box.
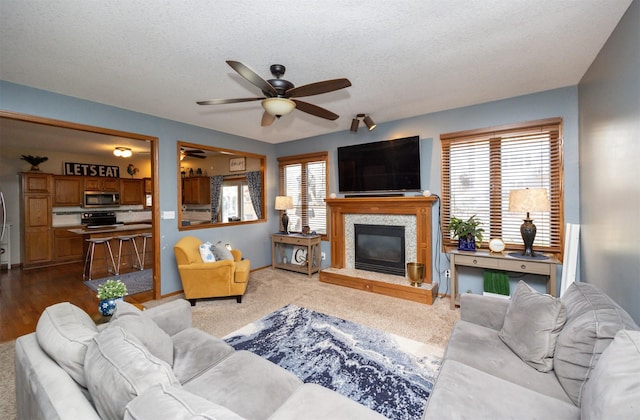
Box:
[221,179,258,222]
[278,152,329,237]
[441,118,563,256]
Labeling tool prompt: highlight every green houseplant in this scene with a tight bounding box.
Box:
[448,215,485,251]
[96,279,127,316]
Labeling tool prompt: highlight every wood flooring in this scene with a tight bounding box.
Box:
[0,263,152,342]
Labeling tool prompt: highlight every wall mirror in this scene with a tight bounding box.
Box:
[177,141,266,230]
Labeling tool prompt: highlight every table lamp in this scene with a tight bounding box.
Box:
[509,188,550,257]
[275,196,294,234]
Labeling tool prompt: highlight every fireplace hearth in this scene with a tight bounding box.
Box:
[355,224,405,276]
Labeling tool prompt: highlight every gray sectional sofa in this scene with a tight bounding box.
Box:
[423,281,640,419]
[15,299,386,420]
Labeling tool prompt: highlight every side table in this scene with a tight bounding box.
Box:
[272,233,321,276]
[448,249,560,309]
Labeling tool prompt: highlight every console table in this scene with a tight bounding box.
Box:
[448,249,561,309]
[271,233,321,277]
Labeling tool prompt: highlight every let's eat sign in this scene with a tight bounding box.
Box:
[64,162,121,178]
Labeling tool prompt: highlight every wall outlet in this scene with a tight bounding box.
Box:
[445,269,451,278]
[321,252,326,261]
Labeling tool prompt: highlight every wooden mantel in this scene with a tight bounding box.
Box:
[325,195,437,274]
[322,196,439,304]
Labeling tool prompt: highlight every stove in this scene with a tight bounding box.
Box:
[81,211,120,228]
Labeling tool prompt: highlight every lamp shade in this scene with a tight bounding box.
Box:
[262,98,296,116]
[509,188,550,213]
[275,196,294,210]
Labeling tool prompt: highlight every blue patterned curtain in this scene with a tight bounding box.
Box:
[210,176,224,221]
[246,171,262,219]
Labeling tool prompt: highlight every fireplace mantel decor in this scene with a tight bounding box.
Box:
[321,196,438,304]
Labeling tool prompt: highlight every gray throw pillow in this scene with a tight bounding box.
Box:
[84,326,180,420]
[499,281,566,372]
[109,300,174,366]
[580,329,640,419]
[35,302,99,387]
[211,242,234,261]
[554,282,639,405]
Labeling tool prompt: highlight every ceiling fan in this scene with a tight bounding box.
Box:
[180,147,206,160]
[197,61,352,126]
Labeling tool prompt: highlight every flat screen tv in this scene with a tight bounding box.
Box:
[338,135,421,193]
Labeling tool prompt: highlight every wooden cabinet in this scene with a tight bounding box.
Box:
[182,176,210,204]
[84,177,119,192]
[53,226,84,262]
[144,178,152,194]
[53,176,83,206]
[120,179,144,205]
[21,173,53,268]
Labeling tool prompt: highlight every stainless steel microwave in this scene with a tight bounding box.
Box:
[83,191,120,208]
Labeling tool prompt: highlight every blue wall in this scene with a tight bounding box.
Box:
[1,81,279,295]
[2,81,580,297]
[578,0,640,322]
[276,86,581,295]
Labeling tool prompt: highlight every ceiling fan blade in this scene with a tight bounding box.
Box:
[292,99,339,121]
[286,78,352,98]
[196,97,264,105]
[226,60,277,96]
[261,112,275,127]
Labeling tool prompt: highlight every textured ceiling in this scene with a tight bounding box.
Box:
[0,0,633,144]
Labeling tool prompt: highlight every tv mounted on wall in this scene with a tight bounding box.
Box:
[338,135,421,194]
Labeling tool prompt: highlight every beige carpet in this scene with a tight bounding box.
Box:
[0,267,459,419]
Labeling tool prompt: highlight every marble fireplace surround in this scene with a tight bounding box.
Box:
[321,196,438,304]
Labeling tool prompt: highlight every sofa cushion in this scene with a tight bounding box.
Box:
[423,360,580,420]
[446,319,572,403]
[35,302,99,388]
[183,350,303,419]
[499,281,566,372]
[109,300,174,366]
[171,327,235,384]
[554,282,639,405]
[270,383,387,420]
[580,329,640,419]
[198,241,216,263]
[84,326,180,420]
[124,384,244,420]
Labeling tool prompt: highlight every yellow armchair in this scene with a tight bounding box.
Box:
[173,236,250,306]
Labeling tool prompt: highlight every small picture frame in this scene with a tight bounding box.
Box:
[229,157,246,172]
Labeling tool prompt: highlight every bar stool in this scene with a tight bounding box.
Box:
[140,232,152,270]
[115,235,142,274]
[83,237,116,281]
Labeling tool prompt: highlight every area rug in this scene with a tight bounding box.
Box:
[83,269,152,295]
[223,304,442,419]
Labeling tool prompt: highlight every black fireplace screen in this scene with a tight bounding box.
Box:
[354,224,405,276]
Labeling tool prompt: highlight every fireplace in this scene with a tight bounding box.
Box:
[354,224,405,276]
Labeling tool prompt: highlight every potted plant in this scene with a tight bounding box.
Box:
[448,215,484,251]
[96,279,128,316]
[20,155,48,172]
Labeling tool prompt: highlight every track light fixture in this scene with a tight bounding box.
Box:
[113,147,132,158]
[350,114,376,133]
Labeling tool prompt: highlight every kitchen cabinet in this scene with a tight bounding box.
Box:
[144,178,152,194]
[53,226,84,262]
[53,176,83,206]
[21,173,53,268]
[120,178,144,205]
[84,177,119,192]
[182,176,211,205]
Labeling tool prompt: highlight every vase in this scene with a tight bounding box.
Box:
[458,236,476,251]
[98,297,124,316]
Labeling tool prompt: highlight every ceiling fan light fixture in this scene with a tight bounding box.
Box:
[114,147,132,158]
[363,115,377,131]
[262,97,296,117]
